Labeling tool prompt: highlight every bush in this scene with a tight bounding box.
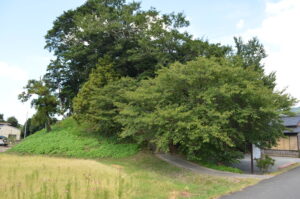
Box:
[255,155,275,173]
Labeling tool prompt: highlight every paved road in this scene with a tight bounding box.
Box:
[233,155,300,173]
[156,153,270,179]
[221,166,300,199]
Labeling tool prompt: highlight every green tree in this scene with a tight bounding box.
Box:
[74,77,139,136]
[234,36,266,70]
[7,116,19,127]
[18,80,59,132]
[0,114,4,122]
[21,117,52,138]
[44,0,230,112]
[117,57,295,164]
[233,37,276,89]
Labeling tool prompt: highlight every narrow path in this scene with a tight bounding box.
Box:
[220,166,300,199]
[156,153,270,179]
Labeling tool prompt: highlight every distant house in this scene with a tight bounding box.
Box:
[263,115,300,157]
[0,122,21,140]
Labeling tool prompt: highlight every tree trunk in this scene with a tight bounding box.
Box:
[45,118,51,132]
[168,142,177,154]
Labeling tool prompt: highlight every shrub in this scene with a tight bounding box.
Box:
[255,155,275,173]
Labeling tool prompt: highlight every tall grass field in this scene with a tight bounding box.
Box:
[0,153,257,199]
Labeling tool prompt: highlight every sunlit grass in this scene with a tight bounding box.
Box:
[0,154,132,199]
[8,118,139,158]
[0,153,259,199]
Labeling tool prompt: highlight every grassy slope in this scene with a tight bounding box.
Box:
[9,118,138,158]
[10,118,241,173]
[0,153,258,199]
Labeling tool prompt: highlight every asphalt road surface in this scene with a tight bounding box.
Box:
[221,166,300,199]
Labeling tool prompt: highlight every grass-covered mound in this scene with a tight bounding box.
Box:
[9,118,139,158]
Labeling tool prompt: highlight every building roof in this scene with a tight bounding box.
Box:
[282,115,300,127]
[284,126,300,134]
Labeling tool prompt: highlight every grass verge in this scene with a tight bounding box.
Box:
[197,161,243,173]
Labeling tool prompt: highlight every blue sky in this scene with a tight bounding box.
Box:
[1,0,299,124]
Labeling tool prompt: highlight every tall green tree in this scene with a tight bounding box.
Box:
[18,80,59,132]
[233,37,266,70]
[0,114,4,122]
[7,116,19,127]
[233,37,276,89]
[74,77,139,136]
[117,57,296,163]
[44,0,230,112]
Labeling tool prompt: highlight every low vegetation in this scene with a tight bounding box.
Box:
[197,161,242,174]
[8,118,139,158]
[0,153,258,199]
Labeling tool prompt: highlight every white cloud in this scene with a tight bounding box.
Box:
[241,0,300,103]
[0,61,28,81]
[236,19,245,29]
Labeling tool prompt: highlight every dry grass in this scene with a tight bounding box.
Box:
[0,153,259,199]
[0,154,131,199]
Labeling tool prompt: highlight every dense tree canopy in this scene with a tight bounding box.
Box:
[74,77,138,136]
[6,116,19,128]
[116,57,295,163]
[44,0,230,112]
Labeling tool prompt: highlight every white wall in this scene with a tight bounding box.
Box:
[0,125,21,140]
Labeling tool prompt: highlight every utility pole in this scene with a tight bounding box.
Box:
[250,144,254,174]
[24,112,28,139]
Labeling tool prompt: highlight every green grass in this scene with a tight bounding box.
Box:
[0,153,258,199]
[8,118,139,158]
[198,161,242,173]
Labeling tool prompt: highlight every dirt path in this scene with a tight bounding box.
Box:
[156,153,271,179]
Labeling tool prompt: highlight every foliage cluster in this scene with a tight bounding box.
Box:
[43,0,231,111]
[18,80,59,132]
[255,155,275,173]
[0,114,20,128]
[9,118,138,158]
[74,57,295,164]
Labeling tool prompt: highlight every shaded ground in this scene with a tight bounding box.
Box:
[156,153,270,179]
[220,165,300,199]
[232,155,300,174]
